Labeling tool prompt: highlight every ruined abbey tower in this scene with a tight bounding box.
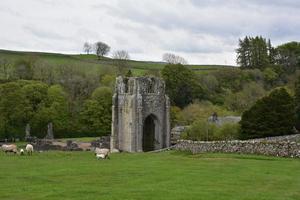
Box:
[111,76,170,152]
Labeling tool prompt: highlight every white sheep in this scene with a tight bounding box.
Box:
[1,144,17,154]
[94,148,110,159]
[111,148,120,153]
[96,153,106,159]
[26,144,34,155]
[19,149,24,155]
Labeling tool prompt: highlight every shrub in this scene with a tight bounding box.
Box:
[183,120,240,141]
[179,101,235,125]
[215,123,241,140]
[240,88,295,139]
[184,120,217,141]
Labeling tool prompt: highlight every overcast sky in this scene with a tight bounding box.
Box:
[0,0,299,65]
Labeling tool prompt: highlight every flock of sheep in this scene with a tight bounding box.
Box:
[1,143,112,159]
[1,144,34,155]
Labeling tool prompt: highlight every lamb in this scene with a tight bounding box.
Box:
[94,148,110,159]
[25,144,34,155]
[1,144,17,154]
[19,149,24,155]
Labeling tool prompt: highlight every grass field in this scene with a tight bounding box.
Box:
[0,151,299,200]
[0,49,235,76]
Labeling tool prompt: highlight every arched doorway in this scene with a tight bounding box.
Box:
[143,115,156,152]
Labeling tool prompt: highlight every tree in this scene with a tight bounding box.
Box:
[30,85,69,138]
[112,50,130,74]
[295,76,300,130]
[100,74,115,89]
[224,82,266,113]
[276,41,300,73]
[236,36,251,68]
[56,64,100,116]
[32,60,55,84]
[113,50,130,60]
[125,69,133,77]
[170,106,182,127]
[161,64,204,108]
[22,82,48,119]
[0,81,30,139]
[267,39,276,65]
[94,42,110,59]
[236,36,272,69]
[83,42,92,55]
[80,87,112,136]
[0,58,11,80]
[240,88,295,139]
[162,53,188,65]
[263,67,278,85]
[13,59,34,80]
[0,80,71,139]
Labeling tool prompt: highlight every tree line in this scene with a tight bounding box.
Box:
[0,55,116,139]
[237,36,300,73]
[0,36,300,140]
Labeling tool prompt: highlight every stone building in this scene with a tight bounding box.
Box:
[111,76,170,152]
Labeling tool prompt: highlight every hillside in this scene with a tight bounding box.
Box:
[0,49,235,75]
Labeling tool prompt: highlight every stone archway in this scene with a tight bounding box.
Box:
[142,114,157,152]
[111,76,171,152]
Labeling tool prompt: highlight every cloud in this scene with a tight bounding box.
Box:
[23,25,69,41]
[0,0,299,65]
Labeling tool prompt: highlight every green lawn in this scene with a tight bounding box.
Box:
[0,151,299,200]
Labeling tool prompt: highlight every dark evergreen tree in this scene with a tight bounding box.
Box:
[295,76,300,130]
[236,36,274,69]
[267,39,276,65]
[236,37,249,68]
[240,88,295,139]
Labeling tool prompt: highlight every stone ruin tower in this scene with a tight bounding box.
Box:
[111,76,170,152]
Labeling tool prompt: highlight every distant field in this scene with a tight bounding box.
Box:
[0,151,299,200]
[0,49,235,75]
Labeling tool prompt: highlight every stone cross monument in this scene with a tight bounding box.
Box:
[111,76,170,152]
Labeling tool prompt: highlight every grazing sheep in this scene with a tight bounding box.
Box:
[111,148,120,153]
[19,149,24,155]
[1,144,17,154]
[26,144,34,155]
[94,148,110,159]
[96,153,105,159]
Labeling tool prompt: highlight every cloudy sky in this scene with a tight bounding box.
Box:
[0,0,299,65]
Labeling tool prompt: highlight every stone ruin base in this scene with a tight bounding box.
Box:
[32,136,111,151]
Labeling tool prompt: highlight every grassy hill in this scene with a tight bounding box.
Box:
[0,49,235,76]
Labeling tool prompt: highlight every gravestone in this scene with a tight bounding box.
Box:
[45,122,54,140]
[25,123,31,139]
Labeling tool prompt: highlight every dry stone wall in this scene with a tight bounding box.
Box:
[175,134,300,158]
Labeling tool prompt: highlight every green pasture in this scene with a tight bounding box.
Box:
[0,151,299,200]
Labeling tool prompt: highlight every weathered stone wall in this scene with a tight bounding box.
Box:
[111,76,170,152]
[32,136,110,151]
[175,134,300,158]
